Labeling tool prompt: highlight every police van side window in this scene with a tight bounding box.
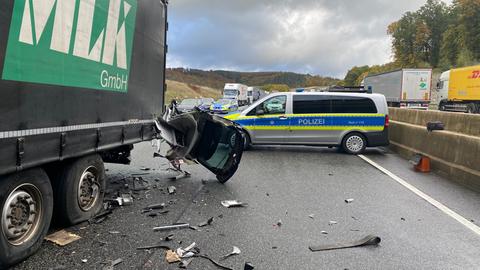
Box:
[330,96,377,113]
[247,96,287,116]
[293,95,331,114]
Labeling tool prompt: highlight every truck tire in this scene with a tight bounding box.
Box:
[52,155,106,225]
[439,102,446,111]
[0,169,53,268]
[466,103,476,114]
[342,133,367,155]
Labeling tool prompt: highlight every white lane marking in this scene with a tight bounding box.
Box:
[358,154,480,236]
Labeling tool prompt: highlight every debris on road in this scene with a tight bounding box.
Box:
[111,258,123,266]
[345,198,354,204]
[221,200,248,208]
[328,220,338,225]
[309,235,381,252]
[276,220,283,227]
[179,258,194,268]
[167,186,177,194]
[143,203,166,212]
[153,223,190,232]
[45,230,81,246]
[198,217,214,227]
[137,244,172,251]
[166,250,181,263]
[81,259,88,263]
[401,217,406,221]
[321,231,328,235]
[115,194,133,206]
[351,216,359,221]
[221,246,241,260]
[309,214,315,219]
[328,172,334,176]
[244,262,255,270]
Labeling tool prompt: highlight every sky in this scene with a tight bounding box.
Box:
[166,0,452,78]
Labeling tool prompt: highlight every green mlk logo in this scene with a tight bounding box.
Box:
[2,0,137,93]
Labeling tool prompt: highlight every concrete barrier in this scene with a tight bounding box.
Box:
[388,108,480,191]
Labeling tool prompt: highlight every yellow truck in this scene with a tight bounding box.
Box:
[436,65,480,113]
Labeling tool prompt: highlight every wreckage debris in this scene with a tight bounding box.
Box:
[166,250,181,263]
[45,230,81,246]
[321,231,328,235]
[244,262,255,270]
[179,258,194,268]
[115,194,133,206]
[198,217,214,227]
[221,246,241,261]
[345,198,354,204]
[309,214,315,219]
[309,235,381,252]
[168,186,177,194]
[153,223,190,232]
[221,200,248,208]
[137,244,172,250]
[329,220,338,225]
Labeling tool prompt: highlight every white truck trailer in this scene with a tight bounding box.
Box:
[224,83,249,106]
[364,69,432,108]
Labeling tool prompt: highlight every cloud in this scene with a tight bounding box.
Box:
[166,0,450,78]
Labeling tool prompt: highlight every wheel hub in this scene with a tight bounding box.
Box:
[77,168,100,212]
[346,136,364,152]
[2,185,42,245]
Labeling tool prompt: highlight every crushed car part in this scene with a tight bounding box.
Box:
[44,230,81,246]
[221,246,241,261]
[309,235,381,252]
[155,101,244,183]
[153,223,190,232]
[221,200,248,208]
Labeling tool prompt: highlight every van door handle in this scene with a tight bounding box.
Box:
[279,116,288,120]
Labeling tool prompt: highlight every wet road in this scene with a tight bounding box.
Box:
[14,143,480,270]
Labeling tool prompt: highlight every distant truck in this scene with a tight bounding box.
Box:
[247,86,264,104]
[364,69,432,108]
[224,83,248,106]
[436,65,480,114]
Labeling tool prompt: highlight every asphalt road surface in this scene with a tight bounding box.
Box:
[14,143,480,270]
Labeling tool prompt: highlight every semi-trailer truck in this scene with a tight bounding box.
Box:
[223,83,249,106]
[436,65,480,114]
[0,1,244,267]
[364,69,432,108]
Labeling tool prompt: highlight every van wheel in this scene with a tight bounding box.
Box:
[439,102,446,111]
[342,133,367,155]
[52,155,106,225]
[466,104,476,114]
[0,169,53,268]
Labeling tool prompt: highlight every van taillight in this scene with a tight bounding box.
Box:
[385,115,389,127]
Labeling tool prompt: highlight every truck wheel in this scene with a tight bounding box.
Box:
[0,169,53,268]
[466,104,476,114]
[342,133,367,155]
[52,155,106,225]
[439,102,446,111]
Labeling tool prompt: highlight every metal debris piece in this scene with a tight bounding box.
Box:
[176,242,197,258]
[221,200,248,208]
[189,226,199,231]
[136,244,172,250]
[244,262,255,270]
[148,213,158,218]
[45,230,81,246]
[115,194,133,206]
[111,258,123,266]
[309,214,315,219]
[345,198,354,204]
[140,167,151,171]
[309,235,381,252]
[277,220,283,227]
[145,203,166,210]
[167,186,176,194]
[328,172,334,176]
[165,250,181,263]
[351,216,359,221]
[109,231,120,234]
[179,258,194,268]
[81,259,88,263]
[153,223,190,232]
[401,217,406,221]
[198,217,214,227]
[329,220,338,225]
[321,231,328,235]
[221,246,241,261]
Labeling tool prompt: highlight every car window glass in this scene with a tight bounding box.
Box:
[262,96,287,115]
[293,95,331,114]
[330,96,377,113]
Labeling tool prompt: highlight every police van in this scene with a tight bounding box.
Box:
[226,92,389,154]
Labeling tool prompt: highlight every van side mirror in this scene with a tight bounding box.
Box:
[256,108,265,115]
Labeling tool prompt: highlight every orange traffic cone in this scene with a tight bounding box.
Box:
[415,156,431,173]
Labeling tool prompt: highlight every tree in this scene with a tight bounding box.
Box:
[343,66,370,86]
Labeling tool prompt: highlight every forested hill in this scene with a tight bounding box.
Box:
[166,68,341,90]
